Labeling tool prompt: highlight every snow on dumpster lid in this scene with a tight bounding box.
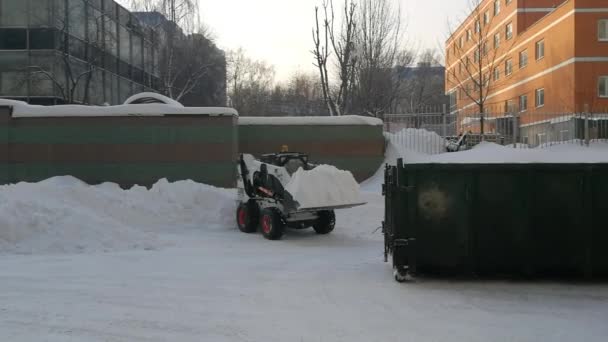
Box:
[406,141,608,164]
[238,115,383,126]
[0,99,238,118]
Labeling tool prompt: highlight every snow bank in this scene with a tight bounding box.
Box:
[286,165,362,209]
[0,177,236,255]
[386,128,446,154]
[360,138,429,193]
[410,141,608,164]
[239,115,383,126]
[0,98,238,117]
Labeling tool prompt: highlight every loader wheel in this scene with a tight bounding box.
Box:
[260,208,284,240]
[313,210,335,235]
[236,202,258,233]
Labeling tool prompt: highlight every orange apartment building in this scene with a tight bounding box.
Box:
[445,0,608,142]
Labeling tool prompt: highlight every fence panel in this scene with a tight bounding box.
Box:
[384,111,608,153]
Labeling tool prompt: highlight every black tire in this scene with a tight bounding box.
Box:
[236,202,258,233]
[260,208,284,240]
[313,210,335,235]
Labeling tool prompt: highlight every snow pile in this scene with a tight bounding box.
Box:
[286,165,362,209]
[386,128,447,154]
[0,98,238,117]
[0,177,236,255]
[410,141,608,164]
[360,139,425,192]
[239,115,383,126]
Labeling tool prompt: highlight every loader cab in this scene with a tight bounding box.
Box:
[260,152,312,176]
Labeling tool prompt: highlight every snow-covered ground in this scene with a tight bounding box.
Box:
[1,176,607,341]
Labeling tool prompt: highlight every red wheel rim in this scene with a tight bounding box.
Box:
[262,215,272,234]
[238,207,247,227]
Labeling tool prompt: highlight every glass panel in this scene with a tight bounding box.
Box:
[67,0,86,39]
[599,20,608,40]
[103,0,116,19]
[105,17,118,56]
[29,0,52,26]
[29,29,56,49]
[0,51,28,71]
[88,8,102,43]
[112,73,119,104]
[0,28,27,49]
[600,77,607,97]
[119,77,131,103]
[132,33,143,68]
[0,71,27,95]
[119,25,130,62]
[118,59,130,78]
[0,0,28,26]
[68,36,86,60]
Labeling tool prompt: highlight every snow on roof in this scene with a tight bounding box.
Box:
[123,92,184,107]
[0,99,238,117]
[238,115,383,126]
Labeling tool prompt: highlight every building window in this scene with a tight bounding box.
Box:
[506,23,513,40]
[599,76,608,98]
[484,11,490,25]
[493,68,500,81]
[520,95,528,112]
[483,42,489,56]
[505,100,515,113]
[29,29,56,50]
[505,59,513,75]
[467,29,472,41]
[0,29,27,50]
[474,50,480,63]
[475,20,481,33]
[459,36,464,48]
[494,33,501,49]
[599,20,608,41]
[519,50,528,68]
[506,0,512,5]
[536,88,545,107]
[494,0,501,16]
[536,39,545,60]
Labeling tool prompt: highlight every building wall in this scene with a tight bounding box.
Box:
[0,106,238,188]
[0,0,161,105]
[446,0,608,118]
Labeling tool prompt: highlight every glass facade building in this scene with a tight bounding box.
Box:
[0,0,160,105]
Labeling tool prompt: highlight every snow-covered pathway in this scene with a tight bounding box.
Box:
[1,192,608,341]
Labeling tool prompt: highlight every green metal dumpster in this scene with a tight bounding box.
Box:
[383,159,608,281]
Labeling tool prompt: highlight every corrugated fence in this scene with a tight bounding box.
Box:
[238,117,386,182]
[0,106,238,188]
[0,106,385,187]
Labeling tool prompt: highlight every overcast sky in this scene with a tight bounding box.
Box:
[197,0,471,81]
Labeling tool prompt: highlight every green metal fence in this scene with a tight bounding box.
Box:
[239,122,385,182]
[0,106,238,188]
[384,160,608,279]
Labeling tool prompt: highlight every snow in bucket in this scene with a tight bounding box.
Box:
[285,165,362,209]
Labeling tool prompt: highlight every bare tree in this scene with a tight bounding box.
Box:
[312,0,357,116]
[267,72,328,116]
[130,0,220,101]
[397,49,448,112]
[227,48,275,116]
[447,0,518,134]
[354,0,413,117]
